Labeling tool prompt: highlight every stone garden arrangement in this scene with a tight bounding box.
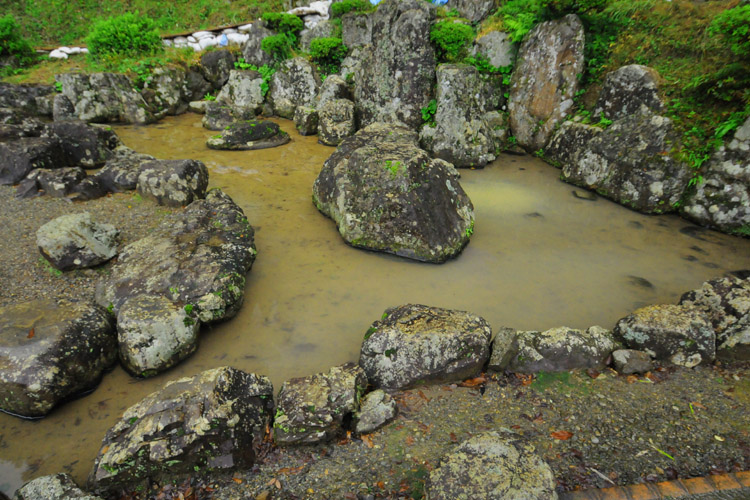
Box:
[1,0,750,497]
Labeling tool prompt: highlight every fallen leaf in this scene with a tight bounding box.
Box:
[361,434,374,448]
[27,328,34,339]
[586,368,600,379]
[277,466,304,475]
[405,436,415,446]
[449,432,458,443]
[533,415,545,425]
[376,481,385,490]
[551,430,574,441]
[232,478,243,484]
[626,375,638,384]
[417,390,430,401]
[691,401,706,409]
[715,435,725,442]
[460,376,487,387]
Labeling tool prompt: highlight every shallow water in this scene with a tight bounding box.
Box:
[2,113,750,494]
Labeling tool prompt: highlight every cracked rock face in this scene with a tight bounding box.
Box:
[313,123,474,263]
[614,304,715,367]
[359,304,491,391]
[0,299,116,418]
[88,367,274,496]
[427,429,558,500]
[36,212,118,271]
[274,363,367,445]
[136,159,209,207]
[508,14,584,152]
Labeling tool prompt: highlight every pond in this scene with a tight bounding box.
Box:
[2,113,750,495]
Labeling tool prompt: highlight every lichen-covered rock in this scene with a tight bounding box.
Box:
[14,473,103,500]
[594,65,664,121]
[294,105,319,135]
[300,19,337,51]
[269,58,321,119]
[88,367,273,496]
[241,23,276,68]
[355,389,397,434]
[342,12,372,48]
[274,363,367,445]
[450,0,496,23]
[43,120,121,168]
[0,117,46,141]
[339,47,363,81]
[215,70,264,113]
[96,189,257,325]
[316,74,352,108]
[136,159,209,207]
[614,304,715,367]
[141,67,190,118]
[419,64,496,168]
[202,102,257,130]
[36,212,118,271]
[354,0,435,128]
[0,299,116,418]
[0,137,67,185]
[53,93,76,121]
[427,430,558,500]
[71,147,156,201]
[117,295,200,377]
[207,120,290,150]
[682,117,750,235]
[16,167,86,199]
[55,73,156,124]
[494,326,618,373]
[472,30,514,68]
[359,304,491,391]
[679,275,750,360]
[312,123,474,262]
[486,326,515,371]
[612,349,654,375]
[0,82,54,118]
[543,120,601,169]
[318,98,356,146]
[200,50,236,90]
[508,14,584,152]
[561,107,689,213]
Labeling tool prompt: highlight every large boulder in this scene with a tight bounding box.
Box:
[680,275,750,360]
[215,70,265,113]
[508,14,584,152]
[318,98,356,146]
[0,299,116,418]
[359,304,491,391]
[43,121,121,168]
[55,73,156,124]
[136,159,209,207]
[419,64,497,168]
[489,326,618,373]
[240,23,276,68]
[354,0,436,128]
[269,57,321,119]
[450,0,496,23]
[312,123,475,263]
[16,167,86,199]
[0,82,54,118]
[91,146,155,193]
[95,189,257,325]
[207,120,290,151]
[682,117,750,235]
[560,106,689,213]
[342,12,372,49]
[14,473,103,500]
[273,363,367,445]
[543,120,601,168]
[88,367,274,496]
[594,64,664,121]
[0,137,67,185]
[427,430,558,500]
[472,30,514,68]
[200,50,236,90]
[614,304,715,367]
[36,212,118,271]
[141,67,190,117]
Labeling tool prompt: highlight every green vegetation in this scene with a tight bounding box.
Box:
[330,0,373,18]
[430,20,474,63]
[709,4,750,57]
[86,13,162,59]
[421,99,437,127]
[0,14,35,72]
[38,256,62,277]
[261,12,304,35]
[261,33,295,61]
[234,59,275,97]
[309,37,348,74]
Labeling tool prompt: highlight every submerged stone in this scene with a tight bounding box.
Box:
[206,120,290,151]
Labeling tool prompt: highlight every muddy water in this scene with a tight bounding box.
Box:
[2,113,750,494]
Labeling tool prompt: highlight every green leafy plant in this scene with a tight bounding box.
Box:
[421,99,437,127]
[85,13,162,59]
[261,33,295,61]
[430,20,474,62]
[262,12,304,35]
[0,14,35,69]
[709,5,750,57]
[309,37,348,74]
[235,59,276,97]
[203,92,216,101]
[331,0,373,18]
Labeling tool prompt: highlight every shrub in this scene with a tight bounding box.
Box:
[494,0,545,42]
[331,0,373,18]
[709,5,750,57]
[309,37,348,74]
[0,14,35,67]
[262,12,304,35]
[430,20,474,62]
[86,13,162,59]
[261,33,295,61]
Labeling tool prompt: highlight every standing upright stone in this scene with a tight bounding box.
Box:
[508,14,584,152]
[355,0,436,129]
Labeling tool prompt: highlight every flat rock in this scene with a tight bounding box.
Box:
[207,120,290,151]
[0,299,116,418]
[136,159,209,207]
[202,102,257,130]
[312,123,474,263]
[359,304,491,391]
[36,212,118,271]
[88,367,273,496]
[14,473,103,500]
[355,389,397,434]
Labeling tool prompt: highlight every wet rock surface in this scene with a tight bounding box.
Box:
[207,120,290,151]
[359,304,491,391]
[14,473,103,500]
[274,363,367,445]
[0,299,116,418]
[427,429,558,500]
[136,159,209,207]
[36,212,118,271]
[312,123,474,263]
[88,367,274,496]
[293,105,318,135]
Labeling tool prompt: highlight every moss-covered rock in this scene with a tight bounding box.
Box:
[206,120,290,151]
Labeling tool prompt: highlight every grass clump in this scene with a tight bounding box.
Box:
[330,0,374,18]
[0,14,35,72]
[261,33,295,62]
[708,4,750,58]
[430,20,474,62]
[262,12,304,35]
[309,37,348,74]
[85,13,162,59]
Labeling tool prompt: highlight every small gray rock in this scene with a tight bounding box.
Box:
[612,349,654,374]
[137,159,209,207]
[355,389,397,434]
[14,473,103,500]
[294,105,319,135]
[37,212,118,271]
[318,98,356,146]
